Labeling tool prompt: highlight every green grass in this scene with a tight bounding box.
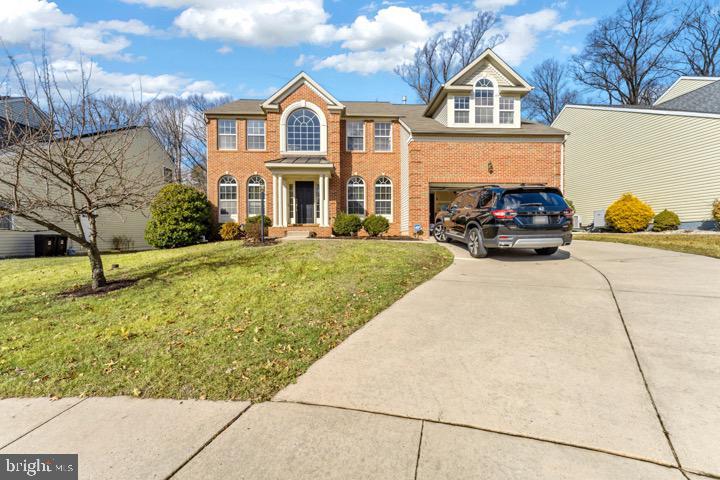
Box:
[0,240,452,401]
[574,233,720,259]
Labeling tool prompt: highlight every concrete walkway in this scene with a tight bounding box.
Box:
[2,240,719,479]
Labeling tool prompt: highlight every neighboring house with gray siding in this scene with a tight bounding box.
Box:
[552,77,720,229]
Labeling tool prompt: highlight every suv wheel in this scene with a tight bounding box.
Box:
[433,223,449,242]
[467,228,488,258]
[535,247,559,256]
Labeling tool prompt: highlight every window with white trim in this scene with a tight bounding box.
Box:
[474,79,494,124]
[374,177,392,217]
[246,119,265,150]
[347,176,365,215]
[217,119,237,150]
[346,121,364,151]
[374,122,392,151]
[454,96,470,124]
[287,108,321,151]
[218,175,238,222]
[247,175,265,217]
[499,96,514,124]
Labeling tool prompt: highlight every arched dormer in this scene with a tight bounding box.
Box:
[280,100,328,154]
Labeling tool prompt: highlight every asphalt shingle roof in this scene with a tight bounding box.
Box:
[653,80,720,115]
[0,97,45,128]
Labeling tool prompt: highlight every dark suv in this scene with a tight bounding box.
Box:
[432,185,573,258]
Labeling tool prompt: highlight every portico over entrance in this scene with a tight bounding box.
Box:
[265,157,334,228]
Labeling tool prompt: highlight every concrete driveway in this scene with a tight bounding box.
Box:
[2,240,718,479]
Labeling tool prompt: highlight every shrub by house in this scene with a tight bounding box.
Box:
[362,214,390,237]
[145,184,211,248]
[333,213,362,236]
[605,193,654,233]
[652,209,680,232]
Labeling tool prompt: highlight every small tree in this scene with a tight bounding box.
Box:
[395,11,504,103]
[0,54,159,289]
[145,184,211,248]
[605,193,654,232]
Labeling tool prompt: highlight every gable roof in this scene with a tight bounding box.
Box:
[0,97,47,128]
[425,49,532,116]
[652,80,720,115]
[654,76,720,106]
[262,72,344,111]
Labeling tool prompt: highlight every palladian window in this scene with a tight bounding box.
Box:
[474,78,494,124]
[218,175,238,222]
[286,108,321,152]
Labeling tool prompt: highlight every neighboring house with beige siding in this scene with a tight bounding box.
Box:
[552,78,720,230]
[0,127,174,258]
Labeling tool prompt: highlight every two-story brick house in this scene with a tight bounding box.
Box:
[205,49,567,237]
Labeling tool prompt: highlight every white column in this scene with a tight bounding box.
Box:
[323,174,330,227]
[272,175,279,226]
[318,174,325,226]
[281,177,288,227]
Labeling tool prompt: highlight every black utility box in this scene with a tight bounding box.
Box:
[34,235,68,257]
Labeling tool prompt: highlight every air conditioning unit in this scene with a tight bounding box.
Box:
[572,215,582,230]
[593,210,606,228]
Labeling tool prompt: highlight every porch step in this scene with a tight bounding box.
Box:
[284,230,311,239]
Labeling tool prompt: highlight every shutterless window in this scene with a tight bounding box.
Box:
[246,120,266,150]
[499,97,514,124]
[287,108,321,151]
[474,79,494,124]
[163,167,173,183]
[218,175,238,222]
[0,213,13,230]
[217,119,237,150]
[347,176,365,215]
[454,96,470,124]
[374,177,392,216]
[346,121,364,151]
[374,122,392,151]
[247,175,266,217]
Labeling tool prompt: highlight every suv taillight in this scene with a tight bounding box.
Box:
[492,209,517,220]
[562,208,574,219]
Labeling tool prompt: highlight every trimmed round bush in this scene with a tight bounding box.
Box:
[333,212,362,236]
[145,184,211,248]
[652,209,680,232]
[219,222,244,240]
[246,215,272,226]
[362,214,390,237]
[713,199,720,226]
[605,193,654,233]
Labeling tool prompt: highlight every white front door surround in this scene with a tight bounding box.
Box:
[271,172,330,227]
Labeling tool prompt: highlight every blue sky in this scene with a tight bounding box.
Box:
[1,0,625,103]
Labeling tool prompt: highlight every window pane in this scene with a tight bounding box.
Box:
[475,90,494,106]
[347,121,364,151]
[499,97,514,110]
[247,176,265,217]
[347,177,365,215]
[347,136,364,151]
[287,108,321,151]
[475,107,493,123]
[374,178,392,216]
[374,122,391,151]
[454,96,469,110]
[500,111,514,124]
[454,110,469,123]
[218,134,236,150]
[218,120,236,134]
[247,135,265,149]
[218,176,238,221]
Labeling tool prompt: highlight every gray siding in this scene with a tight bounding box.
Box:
[553,106,720,226]
[433,98,448,126]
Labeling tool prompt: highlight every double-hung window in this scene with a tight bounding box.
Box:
[217,119,237,150]
[347,176,365,215]
[454,96,470,124]
[499,97,514,124]
[246,119,266,150]
[346,121,364,151]
[474,79,494,124]
[374,122,392,151]
[218,175,238,222]
[247,175,265,217]
[374,177,392,217]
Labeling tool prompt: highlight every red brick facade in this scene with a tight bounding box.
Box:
[206,82,562,238]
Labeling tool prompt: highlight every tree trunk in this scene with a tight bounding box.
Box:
[87,244,107,290]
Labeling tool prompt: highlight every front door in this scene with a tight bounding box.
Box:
[295,181,314,224]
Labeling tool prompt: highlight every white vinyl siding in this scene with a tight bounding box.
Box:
[217,119,237,150]
[553,106,720,225]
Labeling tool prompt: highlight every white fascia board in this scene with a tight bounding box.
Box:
[556,104,720,121]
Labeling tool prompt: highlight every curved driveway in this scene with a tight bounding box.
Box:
[177,240,720,479]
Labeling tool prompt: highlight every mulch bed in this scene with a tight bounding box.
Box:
[59,279,137,298]
[313,235,422,241]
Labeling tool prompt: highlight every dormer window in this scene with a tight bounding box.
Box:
[454,96,470,124]
[499,97,514,124]
[474,79,494,124]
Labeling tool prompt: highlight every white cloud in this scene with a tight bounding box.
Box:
[0,0,75,43]
[334,6,430,51]
[473,0,519,11]
[554,17,596,33]
[173,0,333,47]
[314,44,419,75]
[217,45,232,54]
[493,9,559,65]
[91,19,155,36]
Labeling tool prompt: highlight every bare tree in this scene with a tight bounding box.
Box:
[675,0,720,76]
[572,0,686,105]
[395,11,505,103]
[0,55,161,290]
[147,96,187,183]
[525,59,580,124]
[184,94,230,189]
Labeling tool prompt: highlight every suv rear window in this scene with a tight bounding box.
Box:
[496,191,567,210]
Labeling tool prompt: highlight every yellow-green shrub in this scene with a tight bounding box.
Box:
[605,193,654,233]
[713,199,720,226]
[652,209,680,232]
[219,222,243,240]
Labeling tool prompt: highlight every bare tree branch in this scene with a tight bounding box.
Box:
[524,59,580,124]
[674,0,720,76]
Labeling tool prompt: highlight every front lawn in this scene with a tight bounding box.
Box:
[574,233,720,259]
[0,241,452,401]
